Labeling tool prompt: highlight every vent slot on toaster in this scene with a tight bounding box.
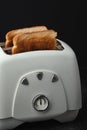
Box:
[0,40,64,55]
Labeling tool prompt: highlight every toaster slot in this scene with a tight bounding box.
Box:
[56,40,64,50]
[0,42,12,54]
[0,40,64,55]
[0,42,5,48]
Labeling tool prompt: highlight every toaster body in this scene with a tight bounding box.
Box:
[0,40,82,130]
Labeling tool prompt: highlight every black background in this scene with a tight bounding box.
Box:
[0,0,87,68]
[0,1,87,130]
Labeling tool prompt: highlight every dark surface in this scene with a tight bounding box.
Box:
[13,68,87,130]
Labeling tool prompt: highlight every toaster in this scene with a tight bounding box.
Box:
[0,39,82,130]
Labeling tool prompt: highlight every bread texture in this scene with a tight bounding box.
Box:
[12,30,57,54]
[5,26,47,47]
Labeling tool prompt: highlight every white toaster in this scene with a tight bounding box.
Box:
[0,39,82,130]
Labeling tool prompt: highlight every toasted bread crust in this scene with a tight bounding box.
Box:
[5,26,47,47]
[12,30,57,54]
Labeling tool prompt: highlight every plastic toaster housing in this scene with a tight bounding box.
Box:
[0,39,82,130]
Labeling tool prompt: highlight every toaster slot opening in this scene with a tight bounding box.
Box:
[0,40,64,55]
[56,40,64,50]
[0,42,12,54]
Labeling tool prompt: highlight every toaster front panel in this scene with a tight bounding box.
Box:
[12,70,67,121]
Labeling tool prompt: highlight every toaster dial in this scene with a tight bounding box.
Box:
[32,95,49,111]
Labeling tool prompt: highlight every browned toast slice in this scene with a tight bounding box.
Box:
[5,26,47,47]
[12,30,57,54]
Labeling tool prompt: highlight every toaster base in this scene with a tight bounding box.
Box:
[0,118,23,130]
[0,110,79,130]
[55,110,79,122]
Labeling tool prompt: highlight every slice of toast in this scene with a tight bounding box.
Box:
[12,30,57,54]
[5,26,47,47]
